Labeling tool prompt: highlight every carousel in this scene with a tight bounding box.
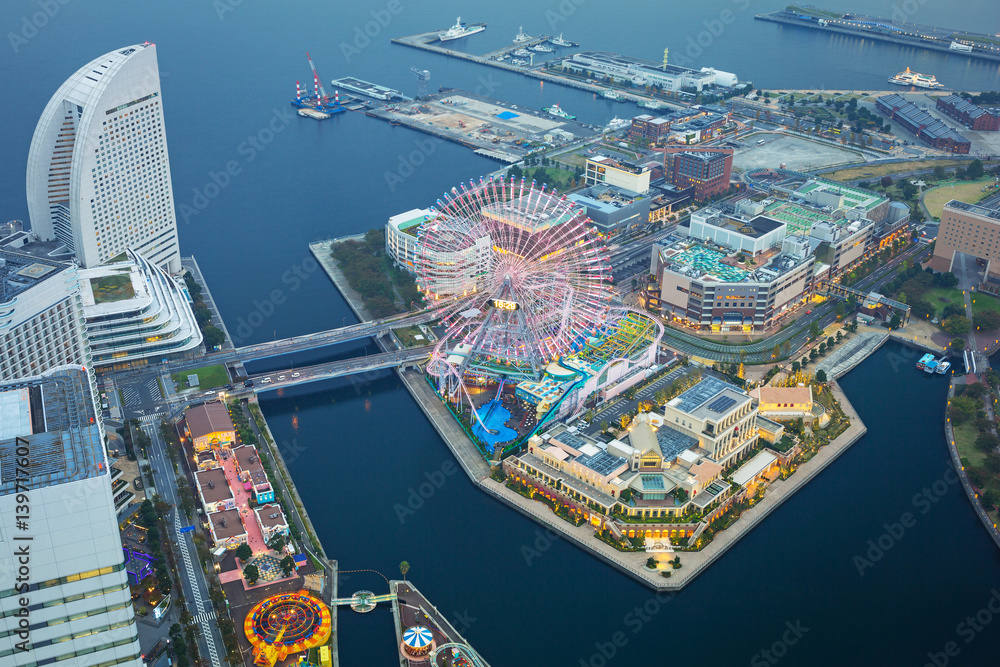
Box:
[399,624,436,661]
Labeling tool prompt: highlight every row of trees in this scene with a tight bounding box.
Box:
[333,229,423,317]
[183,272,226,349]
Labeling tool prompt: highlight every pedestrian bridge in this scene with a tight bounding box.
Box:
[166,310,435,373]
[331,590,397,613]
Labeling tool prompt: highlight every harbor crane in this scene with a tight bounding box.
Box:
[410,67,430,99]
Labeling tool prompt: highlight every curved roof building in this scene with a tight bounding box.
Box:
[26,43,180,272]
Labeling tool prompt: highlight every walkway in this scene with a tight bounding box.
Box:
[815,330,889,379]
[217,449,267,554]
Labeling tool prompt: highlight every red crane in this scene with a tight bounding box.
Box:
[306,52,329,102]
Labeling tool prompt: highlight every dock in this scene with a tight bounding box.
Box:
[364,89,600,162]
[331,76,409,102]
[754,10,1000,63]
[390,580,492,665]
[390,27,683,108]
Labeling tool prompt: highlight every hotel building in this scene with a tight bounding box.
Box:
[585,156,651,194]
[26,43,181,272]
[0,366,141,666]
[929,200,1000,280]
[663,147,733,201]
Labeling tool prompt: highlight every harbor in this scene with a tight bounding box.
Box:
[365,89,600,162]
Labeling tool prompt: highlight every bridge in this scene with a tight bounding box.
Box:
[166,310,435,373]
[816,281,911,325]
[244,346,432,393]
[330,590,396,613]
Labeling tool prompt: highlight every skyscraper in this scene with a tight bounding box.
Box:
[0,365,141,666]
[26,43,181,273]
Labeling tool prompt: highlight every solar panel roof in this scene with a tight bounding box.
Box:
[577,450,627,477]
[707,396,737,413]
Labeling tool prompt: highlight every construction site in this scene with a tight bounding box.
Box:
[365,90,598,162]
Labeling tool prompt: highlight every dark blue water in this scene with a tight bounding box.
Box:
[3,1,1000,664]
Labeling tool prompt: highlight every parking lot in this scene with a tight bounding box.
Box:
[733,133,865,172]
[581,363,686,435]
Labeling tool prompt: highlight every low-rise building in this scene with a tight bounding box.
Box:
[254,504,290,544]
[567,185,651,237]
[935,94,1000,131]
[234,444,275,504]
[662,376,758,468]
[207,508,246,549]
[564,52,722,92]
[875,94,971,153]
[186,401,235,451]
[663,146,733,201]
[687,207,786,255]
[195,467,234,513]
[585,156,651,194]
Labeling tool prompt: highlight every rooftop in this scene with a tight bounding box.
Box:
[670,376,746,417]
[589,155,649,175]
[254,504,287,529]
[938,94,995,121]
[0,366,105,496]
[570,51,713,79]
[731,449,778,486]
[0,248,72,305]
[659,242,748,283]
[186,402,235,439]
[195,467,233,504]
[703,212,784,239]
[876,94,970,146]
[796,179,884,212]
[389,208,436,237]
[208,509,246,540]
[946,199,1000,222]
[233,444,264,474]
[751,385,813,406]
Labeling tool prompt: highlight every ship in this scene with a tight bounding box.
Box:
[543,102,576,119]
[606,116,629,131]
[550,33,572,47]
[513,26,532,43]
[513,47,531,57]
[641,99,666,109]
[950,40,974,53]
[602,89,624,101]
[531,43,554,53]
[888,67,944,89]
[438,17,485,42]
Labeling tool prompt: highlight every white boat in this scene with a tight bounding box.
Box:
[543,102,576,120]
[888,67,944,90]
[513,47,531,57]
[603,89,622,101]
[439,17,485,42]
[513,26,532,43]
[950,40,973,53]
[531,44,554,53]
[641,100,666,109]
[550,33,572,47]
[510,58,528,66]
[606,116,629,131]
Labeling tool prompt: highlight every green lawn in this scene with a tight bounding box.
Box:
[953,421,984,468]
[171,364,229,391]
[971,293,1000,316]
[90,274,135,304]
[921,286,966,318]
[392,325,429,348]
[924,179,997,219]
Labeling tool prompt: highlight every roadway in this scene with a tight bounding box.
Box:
[140,421,225,667]
[165,310,434,373]
[245,346,434,393]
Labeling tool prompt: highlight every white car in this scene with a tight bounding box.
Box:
[277,375,286,381]
[291,372,300,378]
[261,377,272,384]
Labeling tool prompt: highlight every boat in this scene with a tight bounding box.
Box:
[438,17,485,42]
[917,353,935,372]
[550,33,572,47]
[510,58,528,66]
[543,102,576,120]
[950,40,974,53]
[934,356,951,374]
[602,89,623,101]
[888,67,944,90]
[513,47,531,57]
[531,44,554,53]
[640,99,666,109]
[513,26,532,43]
[606,116,629,131]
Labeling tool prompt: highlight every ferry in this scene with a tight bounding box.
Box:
[603,89,623,101]
[513,26,532,43]
[531,44,554,53]
[916,353,935,371]
[438,17,485,42]
[888,67,944,90]
[936,358,952,374]
[606,116,629,131]
[641,100,666,110]
[950,40,974,53]
[550,33,572,47]
[543,102,576,120]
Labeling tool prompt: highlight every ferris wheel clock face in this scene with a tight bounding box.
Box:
[417,177,613,378]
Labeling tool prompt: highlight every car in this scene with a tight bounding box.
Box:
[277,375,286,381]
[805,310,812,314]
[291,372,300,378]
[261,377,272,384]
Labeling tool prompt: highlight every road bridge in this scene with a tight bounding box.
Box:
[166,310,434,373]
[245,346,433,393]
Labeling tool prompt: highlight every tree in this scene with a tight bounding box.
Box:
[815,369,828,383]
[976,433,1000,453]
[889,314,902,329]
[204,326,226,349]
[952,337,966,351]
[268,534,286,552]
[772,343,781,360]
[235,543,252,562]
[243,564,260,585]
[933,166,946,180]
[968,159,985,180]
[835,301,845,319]
[944,316,972,336]
[791,361,801,372]
[975,310,1000,331]
[809,321,821,340]
[880,175,893,188]
[279,555,296,577]
[399,561,410,582]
